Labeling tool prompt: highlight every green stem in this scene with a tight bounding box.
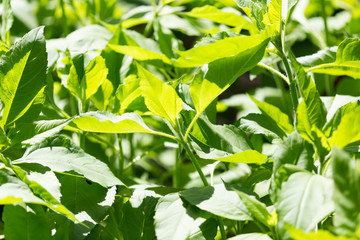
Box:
[218,217,227,240]
[59,0,69,36]
[257,62,289,85]
[320,0,330,46]
[0,153,11,168]
[173,145,181,188]
[184,113,200,142]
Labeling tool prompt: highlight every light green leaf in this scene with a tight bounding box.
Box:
[0,171,44,205]
[90,78,114,111]
[263,0,298,32]
[297,46,337,67]
[1,0,13,43]
[3,205,52,240]
[154,193,206,240]
[0,27,47,126]
[248,94,294,134]
[236,113,288,140]
[108,44,171,64]
[180,183,253,221]
[276,172,334,236]
[13,146,123,188]
[289,228,357,240]
[307,38,360,79]
[116,75,142,114]
[228,233,273,240]
[70,111,175,140]
[330,106,360,148]
[138,64,183,125]
[332,147,360,235]
[175,30,271,68]
[67,56,108,101]
[213,150,268,164]
[184,5,256,30]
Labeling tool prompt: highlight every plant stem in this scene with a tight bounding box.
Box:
[59,0,69,36]
[218,217,227,240]
[115,134,125,179]
[173,144,181,188]
[320,0,330,46]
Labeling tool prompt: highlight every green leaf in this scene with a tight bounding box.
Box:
[13,146,123,188]
[212,150,268,164]
[289,228,357,240]
[154,193,206,240]
[116,75,143,114]
[0,171,44,205]
[330,106,360,148]
[108,44,171,64]
[0,27,47,126]
[290,54,327,141]
[307,38,360,79]
[56,174,117,239]
[1,0,13,43]
[297,47,337,67]
[3,204,52,240]
[332,147,360,235]
[228,233,273,240]
[263,0,298,32]
[276,172,334,237]
[248,95,294,134]
[70,111,175,140]
[180,183,253,221]
[236,113,288,140]
[184,5,256,30]
[233,0,266,30]
[175,31,271,68]
[67,56,108,101]
[137,64,183,125]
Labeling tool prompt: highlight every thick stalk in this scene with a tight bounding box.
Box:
[115,134,125,179]
[173,145,181,188]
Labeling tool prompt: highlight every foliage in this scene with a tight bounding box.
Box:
[0,0,360,239]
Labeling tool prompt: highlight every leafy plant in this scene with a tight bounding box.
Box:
[1,0,360,239]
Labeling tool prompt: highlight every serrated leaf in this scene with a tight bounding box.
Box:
[13,146,123,188]
[138,64,183,125]
[0,27,47,126]
[332,147,360,235]
[248,94,294,134]
[175,31,271,68]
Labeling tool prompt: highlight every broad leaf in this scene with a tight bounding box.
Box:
[184,5,256,30]
[175,30,271,68]
[70,111,175,139]
[276,172,334,238]
[180,183,253,221]
[138,64,183,125]
[0,27,47,126]
[297,47,337,67]
[1,0,13,43]
[3,205,52,240]
[13,146,123,188]
[154,193,206,240]
[187,36,269,128]
[289,228,357,240]
[332,147,360,235]
[248,95,294,134]
[330,106,360,148]
[108,44,171,64]
[307,38,360,79]
[228,233,273,240]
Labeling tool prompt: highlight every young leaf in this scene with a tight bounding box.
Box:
[137,64,183,125]
[13,146,123,188]
[332,147,360,235]
[0,27,47,126]
[175,31,271,68]
[330,106,360,148]
[184,5,256,30]
[70,111,175,140]
[67,56,108,101]
[248,95,294,134]
[3,205,52,240]
[307,38,360,79]
[1,0,13,43]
